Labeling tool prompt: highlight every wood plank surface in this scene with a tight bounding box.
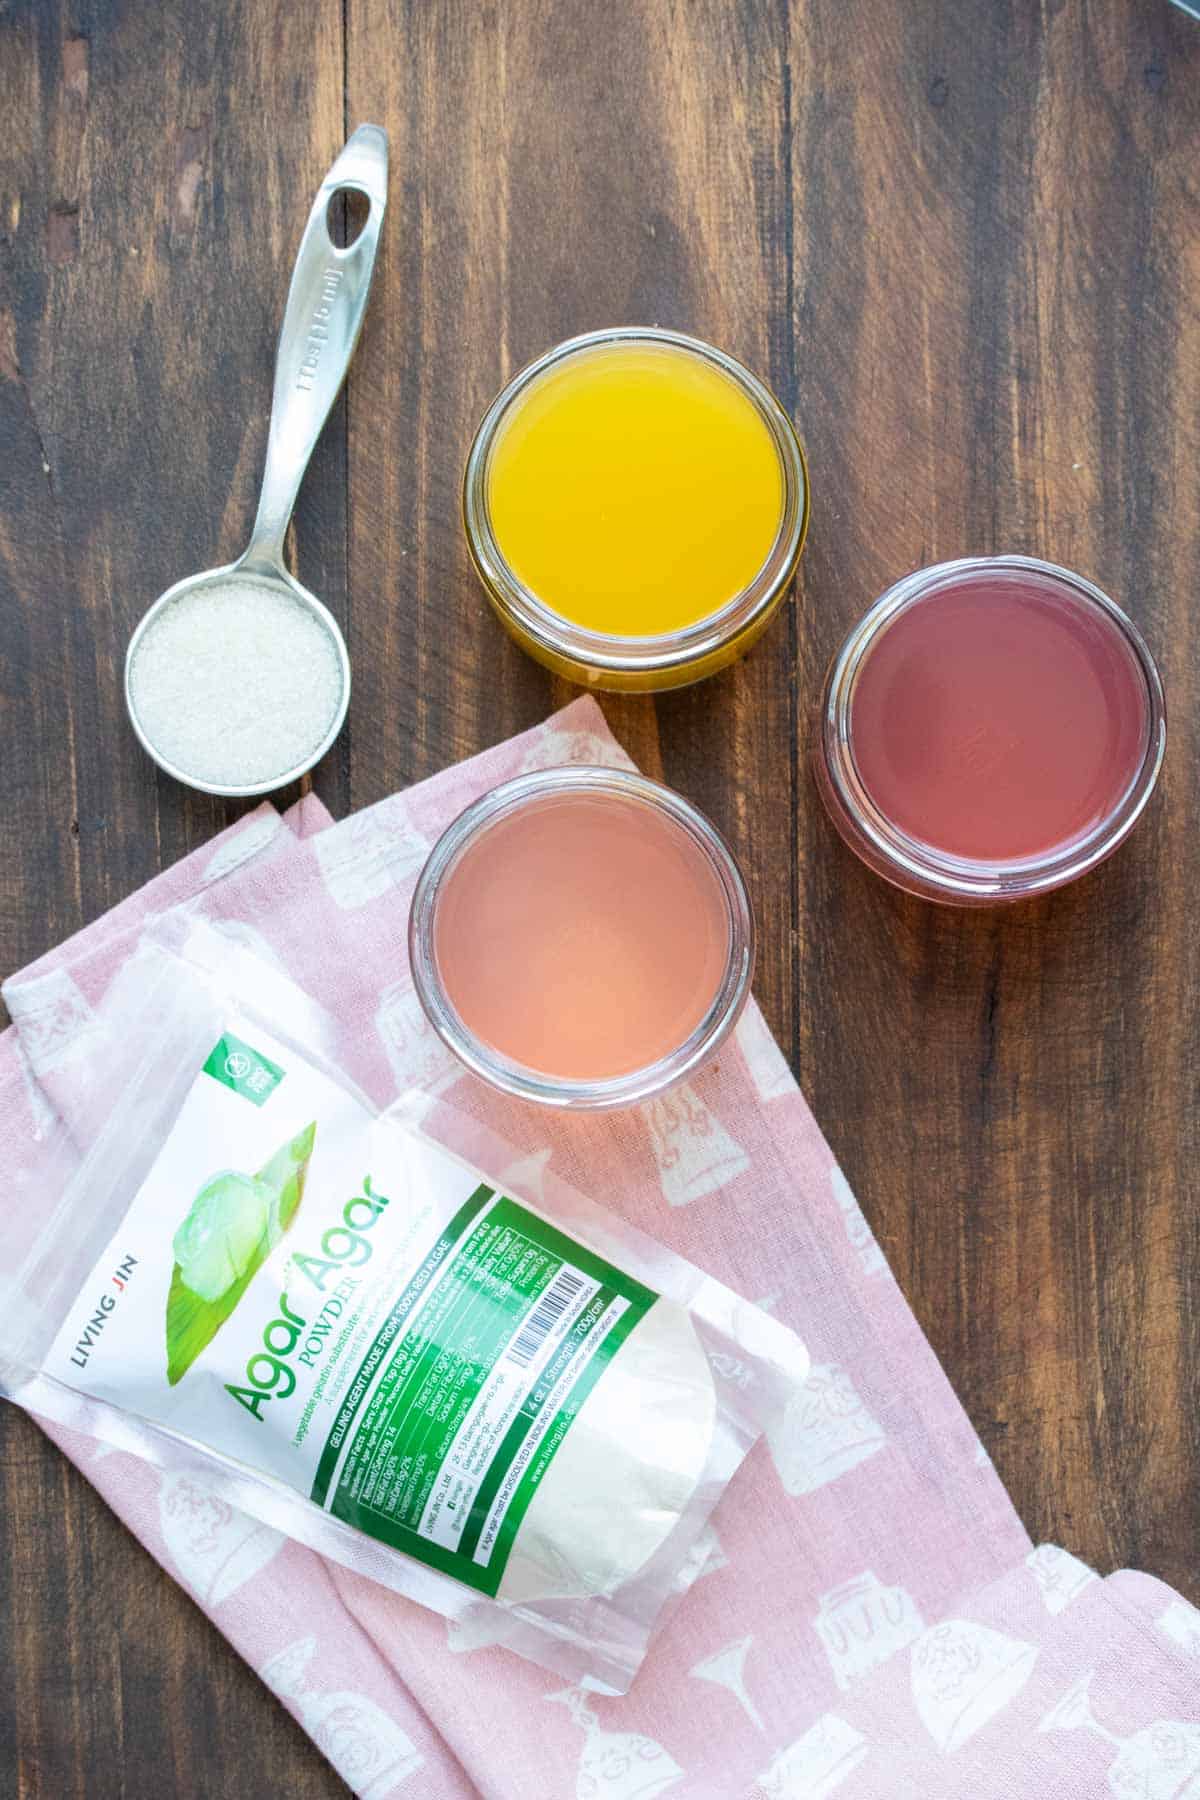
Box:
[2,0,1198,1794]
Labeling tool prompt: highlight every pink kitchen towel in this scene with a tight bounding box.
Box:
[1,695,1197,1799]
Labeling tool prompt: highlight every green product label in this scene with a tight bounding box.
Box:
[311,1191,657,1595]
[202,1032,285,1107]
[46,1012,665,1612]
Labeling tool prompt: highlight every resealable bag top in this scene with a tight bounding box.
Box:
[0,928,810,1691]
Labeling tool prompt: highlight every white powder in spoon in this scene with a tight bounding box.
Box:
[129,579,345,789]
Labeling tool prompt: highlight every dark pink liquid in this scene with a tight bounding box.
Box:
[849,570,1149,862]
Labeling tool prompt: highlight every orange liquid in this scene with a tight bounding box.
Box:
[433,792,730,1081]
[486,341,784,636]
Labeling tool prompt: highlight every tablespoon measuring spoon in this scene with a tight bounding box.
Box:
[125,125,387,796]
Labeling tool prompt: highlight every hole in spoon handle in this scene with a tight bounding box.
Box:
[327,187,371,248]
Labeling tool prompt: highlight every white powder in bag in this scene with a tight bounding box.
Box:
[499,1298,717,1604]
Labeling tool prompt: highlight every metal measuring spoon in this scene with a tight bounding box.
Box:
[125,125,388,796]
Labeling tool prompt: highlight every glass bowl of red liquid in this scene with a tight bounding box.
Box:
[409,767,755,1108]
[815,556,1166,904]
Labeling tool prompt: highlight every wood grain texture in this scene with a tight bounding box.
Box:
[2,0,1198,1794]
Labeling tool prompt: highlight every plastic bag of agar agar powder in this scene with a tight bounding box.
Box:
[0,933,809,1690]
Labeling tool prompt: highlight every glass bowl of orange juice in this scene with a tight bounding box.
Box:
[463,328,809,691]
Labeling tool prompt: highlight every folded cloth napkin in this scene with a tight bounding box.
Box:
[1,696,1196,1799]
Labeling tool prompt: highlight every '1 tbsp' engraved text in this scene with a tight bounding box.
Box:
[296,268,344,391]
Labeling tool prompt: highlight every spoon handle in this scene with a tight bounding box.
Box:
[242,125,388,574]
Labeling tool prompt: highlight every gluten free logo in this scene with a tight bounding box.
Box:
[203,1032,284,1106]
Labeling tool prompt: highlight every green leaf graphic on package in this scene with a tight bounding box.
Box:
[165,1122,317,1385]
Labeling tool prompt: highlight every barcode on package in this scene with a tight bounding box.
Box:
[316,1185,658,1596]
[508,1267,588,1368]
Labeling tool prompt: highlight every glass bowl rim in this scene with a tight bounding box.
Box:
[408,764,756,1109]
[462,326,810,677]
[818,554,1167,902]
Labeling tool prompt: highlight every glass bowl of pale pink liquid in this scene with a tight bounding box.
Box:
[409,767,754,1108]
[815,556,1166,904]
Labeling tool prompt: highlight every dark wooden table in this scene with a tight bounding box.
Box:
[2,2,1198,1794]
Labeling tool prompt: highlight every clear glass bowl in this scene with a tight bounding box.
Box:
[463,327,809,692]
[814,555,1167,905]
[409,766,756,1108]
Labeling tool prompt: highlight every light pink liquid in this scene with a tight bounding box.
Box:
[849,570,1150,862]
[433,793,730,1082]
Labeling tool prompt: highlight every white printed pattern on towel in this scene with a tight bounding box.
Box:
[498,1147,553,1203]
[1160,1597,1200,1661]
[13,1034,56,1138]
[768,1361,887,1497]
[1026,1544,1098,1616]
[519,730,636,775]
[1040,1672,1200,1797]
[689,1637,764,1732]
[640,1084,749,1207]
[313,806,429,910]
[375,981,461,1106]
[755,1715,869,1798]
[912,1620,1037,1754]
[200,814,286,885]
[814,1573,925,1692]
[829,1164,887,1277]
[158,1471,285,1607]
[736,1008,794,1104]
[8,967,100,1079]
[547,1688,684,1800]
[262,1636,424,1796]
